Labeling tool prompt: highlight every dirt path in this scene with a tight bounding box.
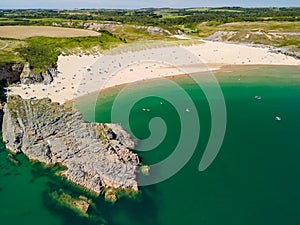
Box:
[0,43,8,50]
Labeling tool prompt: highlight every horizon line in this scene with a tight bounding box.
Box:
[1,6,300,10]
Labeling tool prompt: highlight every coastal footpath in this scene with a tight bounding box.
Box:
[2,95,139,195]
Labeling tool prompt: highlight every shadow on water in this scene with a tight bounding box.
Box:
[94,185,161,225]
[42,188,107,225]
[41,178,161,225]
[0,131,160,225]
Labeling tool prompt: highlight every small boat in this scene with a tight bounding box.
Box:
[255,96,262,100]
[275,116,281,121]
[142,108,151,112]
[185,108,190,112]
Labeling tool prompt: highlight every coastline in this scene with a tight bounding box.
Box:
[7,40,300,105]
[71,64,300,112]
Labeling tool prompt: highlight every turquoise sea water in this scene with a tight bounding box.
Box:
[1,65,300,225]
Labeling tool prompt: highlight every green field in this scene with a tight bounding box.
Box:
[0,7,300,72]
[0,30,125,72]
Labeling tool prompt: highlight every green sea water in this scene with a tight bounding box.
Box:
[1,65,300,225]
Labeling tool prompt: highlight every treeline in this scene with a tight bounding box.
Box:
[1,7,300,26]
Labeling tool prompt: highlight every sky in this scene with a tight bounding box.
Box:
[1,0,300,9]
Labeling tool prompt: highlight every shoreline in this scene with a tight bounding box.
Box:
[7,40,300,105]
[70,63,300,107]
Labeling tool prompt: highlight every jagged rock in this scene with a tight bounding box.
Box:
[20,62,57,85]
[19,61,43,84]
[270,48,300,59]
[2,95,139,195]
[80,22,173,36]
[19,62,30,83]
[42,68,56,85]
[140,165,150,176]
[132,25,172,36]
[0,102,3,130]
[104,188,118,203]
[0,63,23,84]
[175,29,184,35]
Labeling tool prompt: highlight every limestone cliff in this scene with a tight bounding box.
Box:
[0,62,57,85]
[2,95,139,194]
[0,63,23,84]
[20,63,57,85]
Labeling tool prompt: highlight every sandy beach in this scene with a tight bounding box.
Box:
[8,40,300,104]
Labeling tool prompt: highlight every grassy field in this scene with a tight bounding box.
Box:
[0,28,125,72]
[196,21,300,51]
[0,39,25,66]
[18,31,125,74]
[0,19,299,74]
[0,26,100,39]
[0,22,194,70]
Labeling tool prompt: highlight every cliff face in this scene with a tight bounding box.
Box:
[20,62,57,85]
[0,63,23,84]
[0,62,57,85]
[2,95,139,194]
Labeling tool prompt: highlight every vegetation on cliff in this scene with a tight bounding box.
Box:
[0,30,125,75]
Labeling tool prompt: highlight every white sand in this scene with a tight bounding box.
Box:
[8,55,100,104]
[186,40,299,66]
[8,40,300,104]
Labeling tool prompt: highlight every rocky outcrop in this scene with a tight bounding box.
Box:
[2,95,139,195]
[133,25,172,35]
[204,31,300,60]
[270,47,300,59]
[204,31,238,42]
[75,22,173,36]
[20,63,57,85]
[0,63,23,84]
[0,62,56,85]
[0,102,3,130]
[49,189,91,217]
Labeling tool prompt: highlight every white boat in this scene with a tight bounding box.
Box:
[255,96,262,100]
[275,116,281,121]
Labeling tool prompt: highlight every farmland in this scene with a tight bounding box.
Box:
[0,7,299,72]
[0,26,100,39]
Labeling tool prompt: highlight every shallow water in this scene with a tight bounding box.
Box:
[1,65,300,225]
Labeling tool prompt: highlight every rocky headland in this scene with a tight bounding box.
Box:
[205,31,300,60]
[2,95,139,196]
[19,62,57,85]
[0,62,57,85]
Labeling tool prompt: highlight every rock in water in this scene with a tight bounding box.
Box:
[2,95,139,195]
